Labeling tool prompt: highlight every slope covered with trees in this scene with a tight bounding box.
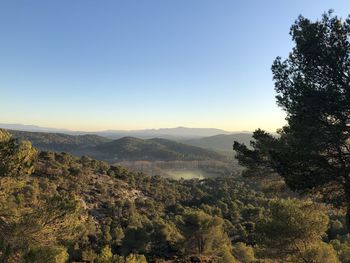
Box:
[4,10,350,263]
[9,130,111,152]
[9,130,228,163]
[1,129,348,262]
[83,137,228,162]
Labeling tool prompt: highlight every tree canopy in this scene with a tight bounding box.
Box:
[234,11,350,229]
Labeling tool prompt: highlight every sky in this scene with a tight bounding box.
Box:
[0,1,349,132]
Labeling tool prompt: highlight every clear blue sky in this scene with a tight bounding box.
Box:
[0,1,349,131]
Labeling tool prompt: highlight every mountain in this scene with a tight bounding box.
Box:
[0,123,233,139]
[8,129,227,163]
[88,136,227,162]
[182,133,253,152]
[8,130,111,152]
[99,127,232,139]
[0,123,74,133]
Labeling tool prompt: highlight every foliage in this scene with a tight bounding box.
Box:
[232,242,255,263]
[24,246,69,263]
[9,129,111,152]
[256,198,330,261]
[233,11,350,230]
[180,210,234,260]
[0,129,37,177]
[96,246,113,263]
[301,242,339,263]
[0,128,346,262]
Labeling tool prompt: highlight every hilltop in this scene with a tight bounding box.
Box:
[8,129,111,152]
[8,130,227,163]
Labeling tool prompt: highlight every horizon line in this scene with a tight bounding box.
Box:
[0,122,259,134]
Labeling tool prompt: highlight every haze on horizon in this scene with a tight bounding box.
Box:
[0,123,242,133]
[1,1,349,132]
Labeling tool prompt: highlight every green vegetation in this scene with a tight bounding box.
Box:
[232,10,350,263]
[234,11,350,229]
[9,131,228,163]
[1,128,349,262]
[4,10,350,263]
[93,137,227,162]
[9,130,111,152]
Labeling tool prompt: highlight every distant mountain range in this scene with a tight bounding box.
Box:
[100,127,233,139]
[7,130,228,163]
[0,123,238,140]
[4,125,255,162]
[0,124,72,133]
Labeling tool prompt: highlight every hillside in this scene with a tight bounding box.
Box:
[90,136,227,162]
[8,130,228,164]
[0,128,346,262]
[182,133,253,152]
[8,129,111,152]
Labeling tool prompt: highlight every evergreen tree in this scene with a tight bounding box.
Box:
[233,11,350,229]
[181,210,235,261]
[0,129,37,177]
[256,198,337,262]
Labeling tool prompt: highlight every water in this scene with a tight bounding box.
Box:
[164,169,219,180]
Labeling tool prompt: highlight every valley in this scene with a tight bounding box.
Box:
[7,129,244,180]
[1,5,348,262]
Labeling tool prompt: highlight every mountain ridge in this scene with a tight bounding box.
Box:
[7,129,228,163]
[0,123,248,139]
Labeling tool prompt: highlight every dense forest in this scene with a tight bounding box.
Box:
[1,128,347,263]
[3,10,350,263]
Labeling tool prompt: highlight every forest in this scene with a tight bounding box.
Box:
[2,10,350,263]
[1,128,346,263]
